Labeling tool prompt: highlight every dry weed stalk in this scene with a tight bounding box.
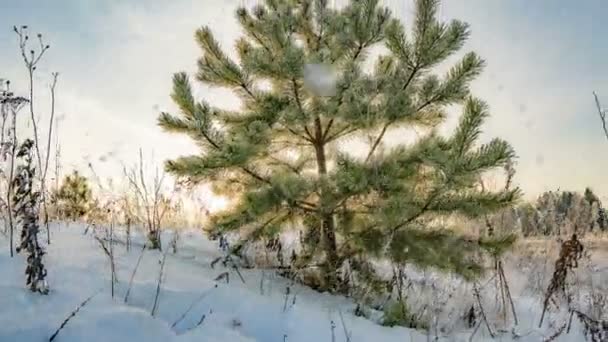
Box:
[542,321,568,342]
[48,289,101,342]
[0,81,27,257]
[572,310,608,342]
[124,243,146,303]
[338,310,352,342]
[210,251,246,284]
[170,230,179,254]
[94,234,118,298]
[593,92,608,143]
[473,283,495,338]
[171,283,218,330]
[539,234,584,327]
[479,163,518,326]
[125,217,132,251]
[151,249,168,317]
[14,26,58,245]
[214,271,230,283]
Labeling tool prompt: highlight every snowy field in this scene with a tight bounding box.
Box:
[0,224,606,342]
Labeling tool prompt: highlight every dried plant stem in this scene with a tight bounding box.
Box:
[6,108,17,257]
[39,73,58,244]
[282,286,291,313]
[195,310,210,328]
[124,243,146,303]
[180,309,212,334]
[49,289,101,342]
[151,250,168,317]
[498,260,518,325]
[94,235,117,298]
[468,320,482,342]
[593,92,608,143]
[171,284,218,329]
[123,148,172,250]
[338,310,352,342]
[473,283,494,338]
[543,321,567,342]
[539,234,584,327]
[15,27,56,245]
[330,319,336,342]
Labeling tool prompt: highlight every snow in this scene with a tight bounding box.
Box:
[0,224,605,341]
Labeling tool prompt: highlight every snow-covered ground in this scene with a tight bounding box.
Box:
[0,224,606,341]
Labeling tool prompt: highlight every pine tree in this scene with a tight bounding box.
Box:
[51,170,93,221]
[158,0,520,291]
[13,138,49,294]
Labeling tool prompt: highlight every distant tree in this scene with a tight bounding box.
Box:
[583,187,599,206]
[159,0,520,291]
[51,170,93,221]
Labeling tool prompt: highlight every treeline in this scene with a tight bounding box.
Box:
[483,188,607,237]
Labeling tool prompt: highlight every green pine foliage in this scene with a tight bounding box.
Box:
[382,300,428,330]
[51,170,94,221]
[158,0,521,291]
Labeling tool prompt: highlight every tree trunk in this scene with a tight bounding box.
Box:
[313,117,339,290]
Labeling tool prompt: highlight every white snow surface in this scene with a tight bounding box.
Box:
[0,223,605,342]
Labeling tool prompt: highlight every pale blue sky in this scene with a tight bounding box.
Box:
[1,0,608,201]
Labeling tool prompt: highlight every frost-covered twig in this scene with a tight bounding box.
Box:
[49,289,101,342]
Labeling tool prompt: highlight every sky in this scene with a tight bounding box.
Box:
[1,0,608,203]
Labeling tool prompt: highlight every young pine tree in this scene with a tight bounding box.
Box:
[158,0,520,291]
[13,139,49,294]
[51,170,93,221]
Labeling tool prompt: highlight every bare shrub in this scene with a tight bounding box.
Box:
[124,149,172,250]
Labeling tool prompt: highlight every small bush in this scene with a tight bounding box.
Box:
[50,170,94,221]
[381,300,428,330]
